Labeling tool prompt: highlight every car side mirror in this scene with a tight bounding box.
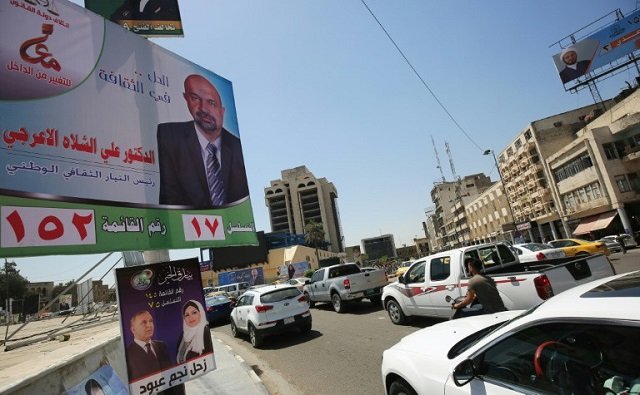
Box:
[453,359,476,387]
[305,280,311,285]
[397,274,405,284]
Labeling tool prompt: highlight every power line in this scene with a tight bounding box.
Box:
[360,0,483,151]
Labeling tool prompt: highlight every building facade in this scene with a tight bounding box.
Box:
[466,181,514,244]
[547,89,640,239]
[362,234,397,260]
[264,166,344,253]
[496,101,609,242]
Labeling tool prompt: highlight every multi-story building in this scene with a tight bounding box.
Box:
[547,89,640,238]
[431,174,492,249]
[466,181,514,244]
[264,166,343,253]
[497,101,610,242]
[362,234,396,260]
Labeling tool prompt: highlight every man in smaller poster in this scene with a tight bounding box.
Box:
[126,310,172,381]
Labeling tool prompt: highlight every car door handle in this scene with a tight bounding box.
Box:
[445,285,455,291]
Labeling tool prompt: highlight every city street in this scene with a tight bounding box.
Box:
[212,250,640,395]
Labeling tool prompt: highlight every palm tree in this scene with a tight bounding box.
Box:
[304,220,325,267]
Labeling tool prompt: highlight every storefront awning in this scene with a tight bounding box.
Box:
[572,211,618,235]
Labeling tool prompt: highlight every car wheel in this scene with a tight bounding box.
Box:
[389,378,417,395]
[304,292,315,308]
[249,324,263,348]
[230,318,239,338]
[386,299,407,325]
[331,293,346,313]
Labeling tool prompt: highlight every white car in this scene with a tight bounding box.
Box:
[510,243,566,262]
[381,270,640,395]
[230,284,311,348]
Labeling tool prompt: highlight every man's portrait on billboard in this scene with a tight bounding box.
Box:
[553,39,599,84]
[157,74,249,208]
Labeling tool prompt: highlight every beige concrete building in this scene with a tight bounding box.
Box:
[496,101,608,242]
[466,181,514,243]
[430,174,492,250]
[547,89,640,238]
[264,166,344,253]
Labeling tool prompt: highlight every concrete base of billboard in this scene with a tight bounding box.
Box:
[0,316,125,394]
[0,315,269,394]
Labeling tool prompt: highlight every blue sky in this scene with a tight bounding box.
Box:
[11,0,639,285]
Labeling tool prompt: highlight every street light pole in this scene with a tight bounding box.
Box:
[484,149,516,242]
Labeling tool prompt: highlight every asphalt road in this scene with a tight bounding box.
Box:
[212,250,640,395]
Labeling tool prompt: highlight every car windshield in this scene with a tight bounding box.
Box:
[260,287,301,303]
[447,303,542,359]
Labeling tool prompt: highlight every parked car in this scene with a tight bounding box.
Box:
[602,234,637,249]
[510,243,566,262]
[230,284,311,348]
[211,282,250,299]
[284,277,311,292]
[381,270,640,395]
[204,294,234,324]
[547,238,609,256]
[394,261,413,278]
[597,237,622,253]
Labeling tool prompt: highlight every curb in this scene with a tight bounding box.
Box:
[214,338,268,393]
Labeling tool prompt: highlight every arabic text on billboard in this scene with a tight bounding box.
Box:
[552,9,640,84]
[84,0,184,37]
[0,0,257,257]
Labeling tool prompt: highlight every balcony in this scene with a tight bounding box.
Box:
[611,112,640,134]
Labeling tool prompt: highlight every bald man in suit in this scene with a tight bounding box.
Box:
[157,74,249,208]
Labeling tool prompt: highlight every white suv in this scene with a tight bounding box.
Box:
[230,284,312,348]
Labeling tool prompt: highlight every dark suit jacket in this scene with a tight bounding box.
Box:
[559,60,591,84]
[126,340,173,381]
[157,121,249,208]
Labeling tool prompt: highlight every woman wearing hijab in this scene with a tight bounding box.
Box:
[176,300,213,363]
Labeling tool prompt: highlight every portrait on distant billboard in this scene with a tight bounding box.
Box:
[553,39,598,84]
[157,74,249,208]
[84,0,184,37]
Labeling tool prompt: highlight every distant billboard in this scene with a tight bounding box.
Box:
[85,0,184,37]
[0,0,257,257]
[553,9,640,84]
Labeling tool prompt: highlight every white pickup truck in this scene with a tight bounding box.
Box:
[303,263,388,313]
[381,242,616,324]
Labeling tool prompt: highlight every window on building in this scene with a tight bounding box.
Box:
[603,143,617,160]
[524,130,532,140]
[507,147,513,156]
[615,175,631,193]
[514,138,522,149]
[629,173,640,192]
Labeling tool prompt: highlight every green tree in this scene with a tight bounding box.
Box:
[304,220,325,267]
[0,260,28,308]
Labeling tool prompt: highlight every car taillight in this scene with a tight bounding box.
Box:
[535,252,546,261]
[534,275,554,300]
[255,305,273,313]
[297,295,307,303]
[343,278,351,289]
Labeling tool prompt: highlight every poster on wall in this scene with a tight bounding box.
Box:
[115,258,215,395]
[65,365,128,395]
[0,0,257,258]
[85,0,184,37]
[217,266,264,286]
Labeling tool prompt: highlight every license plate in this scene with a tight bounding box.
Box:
[284,316,294,324]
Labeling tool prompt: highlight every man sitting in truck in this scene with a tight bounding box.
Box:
[452,258,507,318]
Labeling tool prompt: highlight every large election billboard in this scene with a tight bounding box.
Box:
[0,0,257,257]
[553,9,640,85]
